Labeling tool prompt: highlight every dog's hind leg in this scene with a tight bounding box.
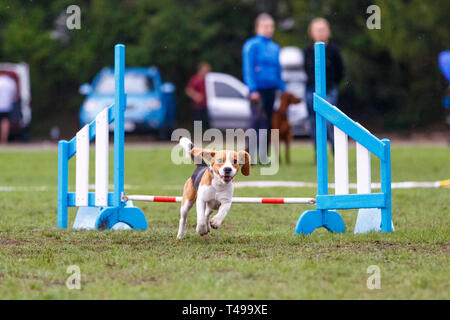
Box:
[177,178,196,239]
[177,200,194,239]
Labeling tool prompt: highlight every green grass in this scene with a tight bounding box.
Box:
[0,145,449,299]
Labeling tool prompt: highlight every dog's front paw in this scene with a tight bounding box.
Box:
[196,223,209,236]
[176,231,186,239]
[210,217,221,229]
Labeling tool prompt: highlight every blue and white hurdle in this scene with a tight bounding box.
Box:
[57,42,393,234]
[57,44,148,230]
[295,42,393,234]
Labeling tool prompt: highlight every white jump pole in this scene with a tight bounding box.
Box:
[123,195,316,205]
[95,108,109,207]
[334,126,349,195]
[354,141,394,233]
[75,125,90,206]
[356,142,371,194]
[354,142,377,233]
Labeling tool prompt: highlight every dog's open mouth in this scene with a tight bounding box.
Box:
[220,174,233,183]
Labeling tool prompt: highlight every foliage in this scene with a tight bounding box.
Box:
[0,0,449,137]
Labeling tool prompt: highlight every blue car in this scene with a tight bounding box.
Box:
[79,67,176,138]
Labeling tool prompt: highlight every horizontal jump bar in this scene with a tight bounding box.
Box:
[316,193,386,209]
[67,192,115,207]
[123,195,316,205]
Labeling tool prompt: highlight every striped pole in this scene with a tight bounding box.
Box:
[123,195,316,205]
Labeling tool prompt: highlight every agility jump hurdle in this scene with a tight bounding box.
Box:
[294,42,393,234]
[57,44,148,230]
[57,42,392,234]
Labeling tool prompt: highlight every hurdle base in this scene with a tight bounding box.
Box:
[354,208,395,234]
[295,210,345,235]
[73,201,148,230]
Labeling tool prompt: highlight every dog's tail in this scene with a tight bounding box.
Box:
[179,137,207,166]
[179,137,194,157]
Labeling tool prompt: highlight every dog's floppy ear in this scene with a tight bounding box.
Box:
[292,94,301,104]
[280,93,291,112]
[284,92,301,105]
[191,148,216,162]
[238,151,251,176]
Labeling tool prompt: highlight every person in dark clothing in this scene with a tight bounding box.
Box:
[185,62,211,130]
[304,18,344,158]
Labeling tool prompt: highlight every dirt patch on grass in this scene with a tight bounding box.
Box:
[127,276,160,286]
[82,271,167,287]
[215,268,234,273]
[0,238,33,246]
[315,242,450,254]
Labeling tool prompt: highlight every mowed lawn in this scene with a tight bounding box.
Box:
[0,144,449,299]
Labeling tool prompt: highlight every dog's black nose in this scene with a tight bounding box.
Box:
[224,167,232,174]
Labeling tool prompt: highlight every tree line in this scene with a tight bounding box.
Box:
[0,0,448,137]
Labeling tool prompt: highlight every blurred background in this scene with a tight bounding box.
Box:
[0,0,449,141]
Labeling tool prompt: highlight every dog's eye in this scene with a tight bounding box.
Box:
[233,159,237,164]
[217,159,223,163]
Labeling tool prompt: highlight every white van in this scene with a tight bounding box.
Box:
[205,46,310,136]
[0,62,31,139]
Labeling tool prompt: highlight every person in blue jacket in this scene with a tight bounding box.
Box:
[242,13,285,163]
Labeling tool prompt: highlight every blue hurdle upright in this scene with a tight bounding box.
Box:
[57,44,148,230]
[295,42,393,235]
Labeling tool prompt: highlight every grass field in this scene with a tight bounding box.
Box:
[0,144,449,299]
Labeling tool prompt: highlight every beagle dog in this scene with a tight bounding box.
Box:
[177,137,250,239]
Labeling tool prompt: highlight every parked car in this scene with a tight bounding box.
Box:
[0,62,32,140]
[205,46,310,135]
[279,46,310,136]
[79,67,176,138]
[205,72,251,129]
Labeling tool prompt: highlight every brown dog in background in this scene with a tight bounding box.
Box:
[271,92,301,164]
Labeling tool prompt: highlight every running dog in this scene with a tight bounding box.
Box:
[177,137,251,239]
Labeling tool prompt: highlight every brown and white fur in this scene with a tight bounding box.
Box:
[177,137,250,239]
[271,92,301,164]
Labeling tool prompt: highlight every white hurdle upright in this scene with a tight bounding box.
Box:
[95,108,109,207]
[354,141,395,233]
[71,110,112,229]
[75,125,89,206]
[333,123,395,234]
[334,126,349,195]
[356,141,371,194]
[74,109,110,208]
[72,109,111,228]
